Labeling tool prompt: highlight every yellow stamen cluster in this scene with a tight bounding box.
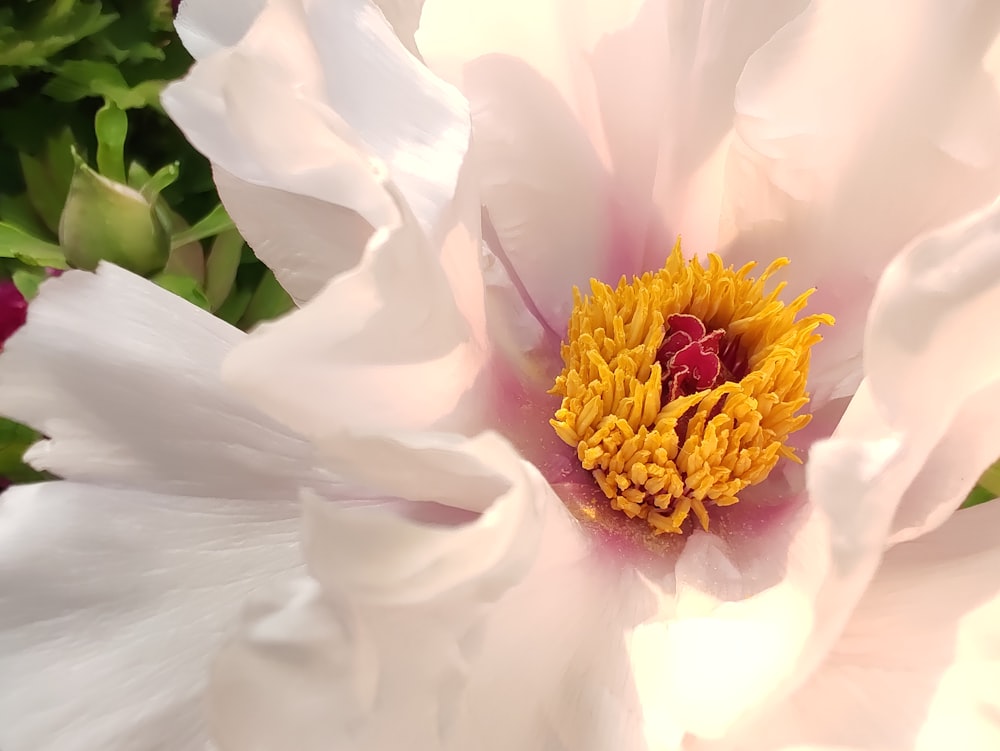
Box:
[550,240,833,534]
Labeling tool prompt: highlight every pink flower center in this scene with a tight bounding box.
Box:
[656,313,748,402]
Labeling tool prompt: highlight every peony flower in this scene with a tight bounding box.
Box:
[157,0,1000,749]
[2,2,1000,751]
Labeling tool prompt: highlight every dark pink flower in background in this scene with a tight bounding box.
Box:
[0,281,28,349]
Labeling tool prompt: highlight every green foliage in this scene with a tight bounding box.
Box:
[962,460,1000,509]
[0,418,48,484]
[0,1,296,488]
[0,222,66,268]
[152,272,211,310]
[0,0,215,233]
[0,1,117,71]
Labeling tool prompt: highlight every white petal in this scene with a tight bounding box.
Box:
[699,499,1000,751]
[0,265,334,500]
[864,196,1000,541]
[205,431,654,751]
[212,166,374,303]
[662,185,1000,744]
[175,0,265,59]
[636,0,813,268]
[418,0,640,331]
[223,179,487,444]
[723,0,1000,399]
[163,0,471,302]
[0,481,301,751]
[661,449,891,741]
[418,0,806,330]
[372,0,425,54]
[669,196,1000,739]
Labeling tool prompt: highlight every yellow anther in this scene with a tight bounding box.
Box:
[549,239,833,534]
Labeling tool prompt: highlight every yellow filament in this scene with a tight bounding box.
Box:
[549,240,833,534]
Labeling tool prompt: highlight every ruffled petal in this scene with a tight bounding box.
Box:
[661,195,1000,740]
[696,499,1000,751]
[211,167,375,303]
[163,0,470,302]
[177,0,440,84]
[724,0,1000,399]
[205,431,656,751]
[223,176,487,444]
[418,0,806,330]
[0,481,301,751]
[373,0,426,54]
[656,454,897,742]
[863,196,1000,541]
[174,0,264,59]
[0,265,334,500]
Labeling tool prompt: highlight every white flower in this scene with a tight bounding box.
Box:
[2,2,1000,751]
[159,0,1000,748]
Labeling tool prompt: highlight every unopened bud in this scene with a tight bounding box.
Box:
[59,150,169,275]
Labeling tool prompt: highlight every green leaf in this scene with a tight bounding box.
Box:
[0,1,117,68]
[151,273,211,310]
[214,285,254,327]
[44,127,77,199]
[961,485,997,510]
[43,60,165,109]
[170,203,235,249]
[95,101,129,183]
[240,270,294,329]
[0,96,83,161]
[79,0,172,64]
[205,229,245,310]
[0,418,47,484]
[0,193,49,238]
[14,128,77,235]
[0,222,67,268]
[19,152,65,234]
[11,266,47,300]
[960,458,1000,509]
[977,461,1000,497]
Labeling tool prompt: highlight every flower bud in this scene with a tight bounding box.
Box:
[58,151,169,275]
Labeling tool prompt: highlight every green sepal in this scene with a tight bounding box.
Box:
[140,162,181,201]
